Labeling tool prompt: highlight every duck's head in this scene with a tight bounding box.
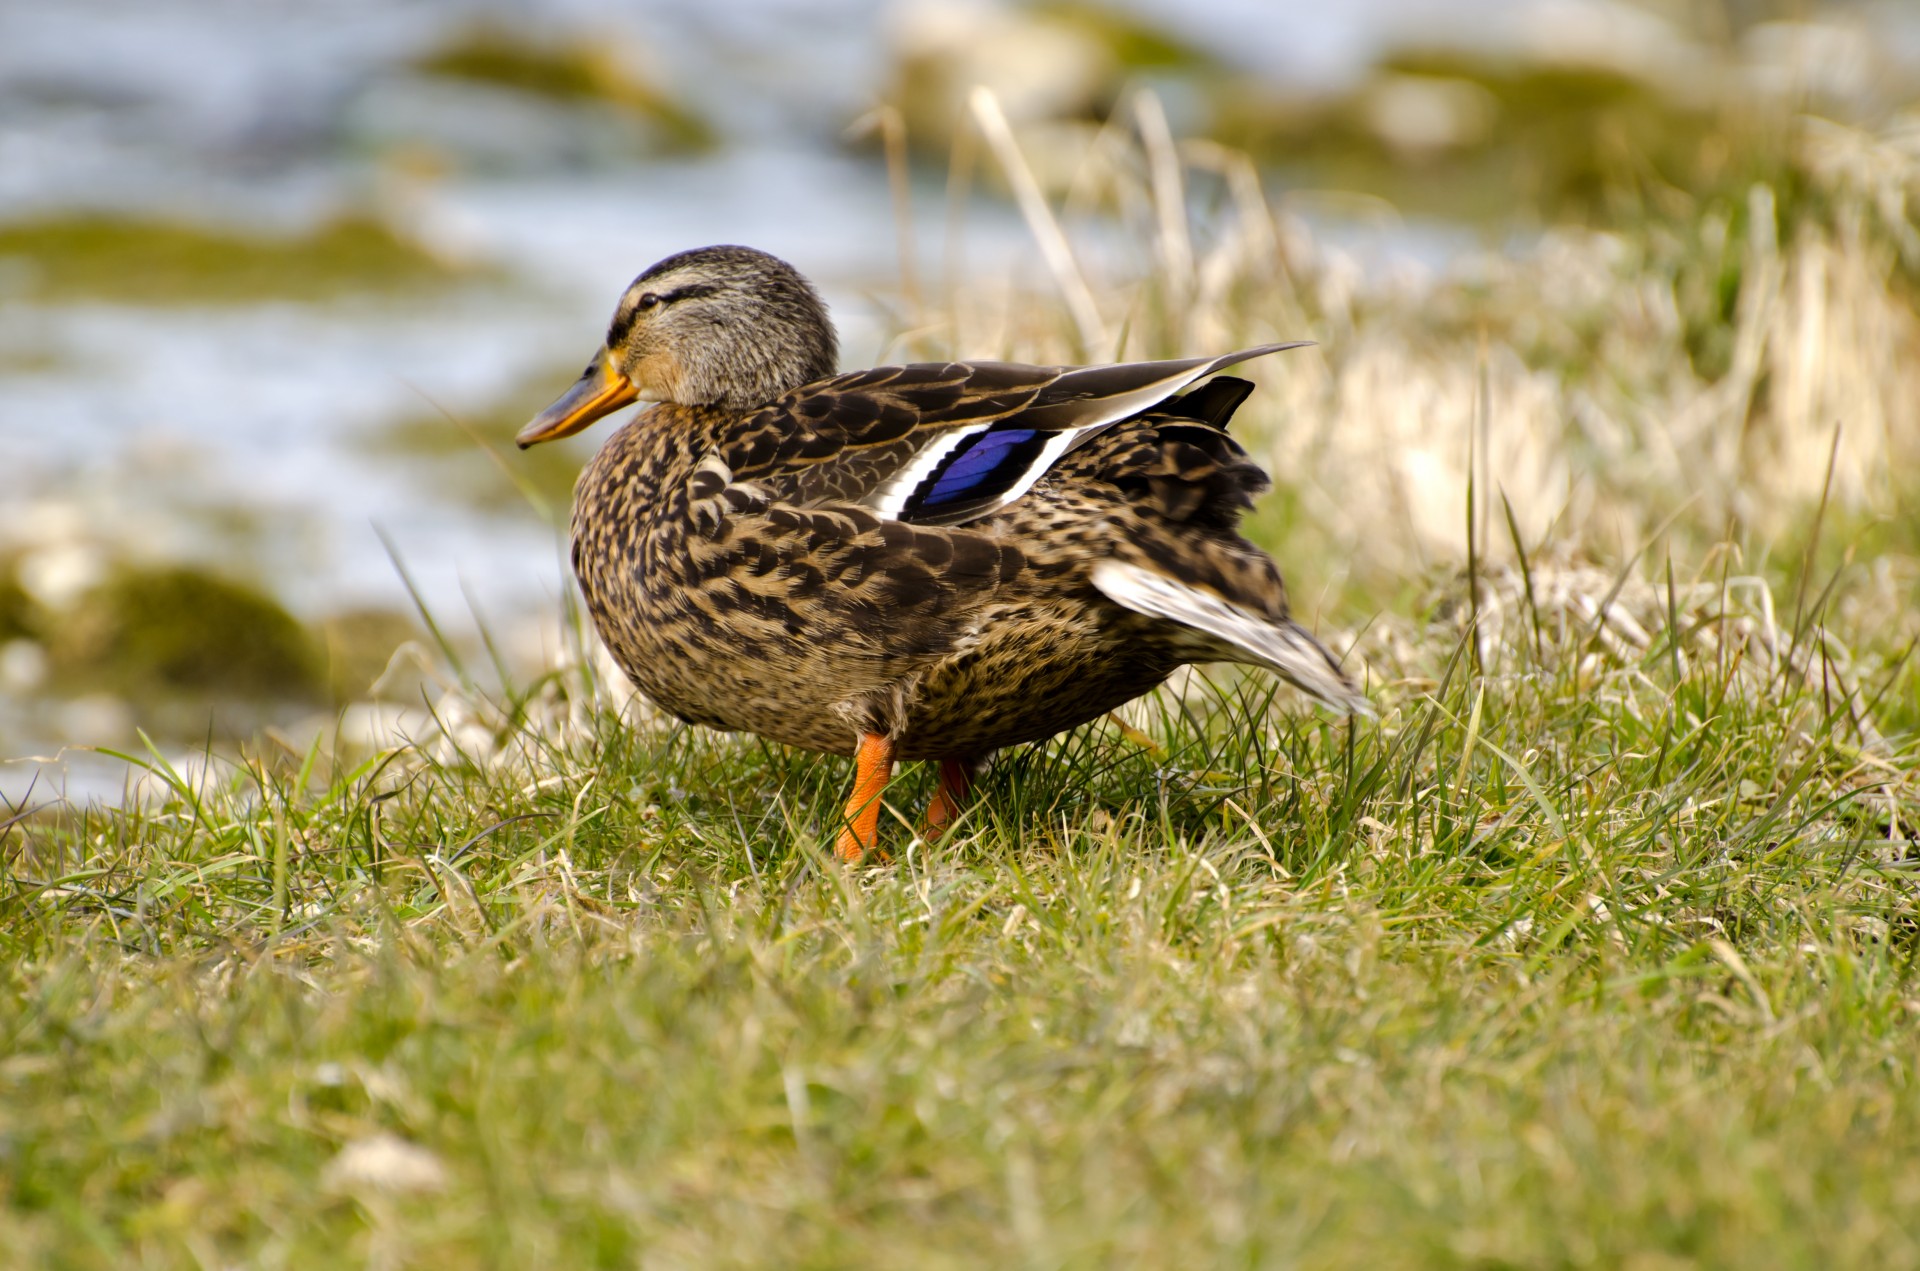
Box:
[517,245,839,448]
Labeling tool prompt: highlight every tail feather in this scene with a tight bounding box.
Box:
[1091,560,1371,715]
[1166,376,1255,429]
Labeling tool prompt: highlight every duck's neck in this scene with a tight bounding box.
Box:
[573,407,687,537]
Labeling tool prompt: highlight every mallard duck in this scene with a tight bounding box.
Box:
[519,245,1366,860]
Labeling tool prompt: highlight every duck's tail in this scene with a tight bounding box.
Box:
[1091,560,1372,716]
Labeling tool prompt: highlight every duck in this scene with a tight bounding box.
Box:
[518,245,1366,861]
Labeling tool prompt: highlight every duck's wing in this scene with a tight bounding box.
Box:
[719,343,1308,527]
[1049,407,1372,716]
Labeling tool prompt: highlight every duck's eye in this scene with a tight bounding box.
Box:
[636,292,662,310]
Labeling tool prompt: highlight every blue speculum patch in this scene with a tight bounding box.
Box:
[909,427,1049,514]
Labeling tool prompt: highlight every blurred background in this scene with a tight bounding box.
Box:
[3,0,1918,799]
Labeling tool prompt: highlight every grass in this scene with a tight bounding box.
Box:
[3,535,1916,1266]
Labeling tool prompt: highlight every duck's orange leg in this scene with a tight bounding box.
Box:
[921,757,976,839]
[835,732,896,862]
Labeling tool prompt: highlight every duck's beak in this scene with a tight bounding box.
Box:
[516,350,639,448]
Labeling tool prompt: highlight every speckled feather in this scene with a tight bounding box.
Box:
[535,245,1363,769]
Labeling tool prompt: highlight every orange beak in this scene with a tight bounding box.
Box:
[516,349,639,448]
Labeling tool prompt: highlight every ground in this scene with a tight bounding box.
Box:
[4,550,1917,1266]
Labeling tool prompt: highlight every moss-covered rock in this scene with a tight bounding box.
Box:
[1217,52,1773,225]
[51,566,324,703]
[0,215,465,305]
[0,560,41,643]
[412,26,714,153]
[1030,2,1217,76]
[884,0,1221,154]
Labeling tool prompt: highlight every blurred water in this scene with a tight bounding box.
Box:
[1,0,1809,796]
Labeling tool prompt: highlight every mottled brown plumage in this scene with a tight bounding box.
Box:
[519,245,1365,859]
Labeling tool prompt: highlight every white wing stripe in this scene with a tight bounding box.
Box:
[863,422,995,518]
